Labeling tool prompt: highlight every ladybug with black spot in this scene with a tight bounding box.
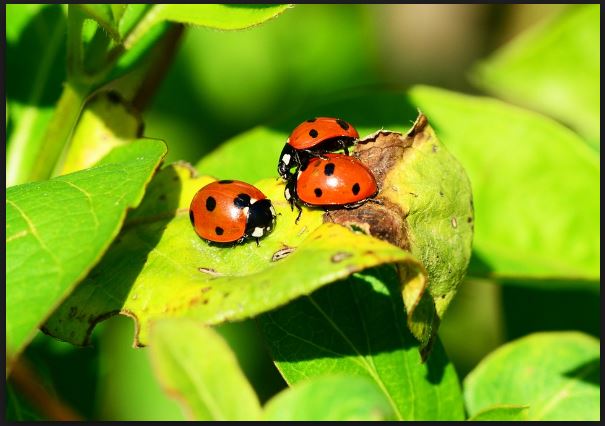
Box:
[285,153,378,222]
[277,117,359,181]
[190,180,276,245]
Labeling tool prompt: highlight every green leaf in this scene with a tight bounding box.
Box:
[6,139,167,364]
[464,332,600,421]
[472,5,600,149]
[468,404,529,421]
[258,266,465,421]
[157,4,291,29]
[122,4,291,50]
[409,85,600,282]
[58,90,143,175]
[262,375,396,420]
[43,163,420,347]
[149,318,261,420]
[6,4,68,187]
[75,4,120,41]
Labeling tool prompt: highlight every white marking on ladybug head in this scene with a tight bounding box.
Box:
[270,205,276,215]
[282,153,291,165]
[286,137,290,144]
[243,207,249,216]
[252,227,264,238]
[250,198,257,204]
[285,188,291,200]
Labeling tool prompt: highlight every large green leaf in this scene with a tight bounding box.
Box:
[472,5,600,149]
[149,318,261,420]
[468,405,529,421]
[43,163,421,347]
[258,266,465,421]
[262,375,395,420]
[464,332,600,420]
[122,4,291,50]
[6,139,167,365]
[409,85,599,282]
[6,4,68,187]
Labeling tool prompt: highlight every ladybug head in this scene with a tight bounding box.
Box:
[277,144,298,180]
[246,198,276,239]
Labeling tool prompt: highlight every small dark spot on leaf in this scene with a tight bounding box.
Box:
[223,292,231,298]
[202,299,209,304]
[467,217,472,223]
[106,91,121,104]
[432,144,438,153]
[331,252,352,263]
[439,191,444,197]
[200,286,212,292]
[272,247,295,262]
[441,294,447,299]
[159,194,166,201]
[198,268,222,277]
[173,175,179,181]
[68,307,77,319]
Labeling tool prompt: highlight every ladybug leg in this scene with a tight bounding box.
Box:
[339,139,350,156]
[367,197,383,205]
[255,237,260,247]
[294,202,303,224]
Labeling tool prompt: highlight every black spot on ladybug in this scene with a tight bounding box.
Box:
[218,180,234,184]
[314,188,323,198]
[336,119,349,131]
[189,210,195,225]
[324,163,335,176]
[309,129,319,138]
[307,118,317,122]
[352,183,360,195]
[215,227,224,235]
[234,193,251,208]
[206,196,216,211]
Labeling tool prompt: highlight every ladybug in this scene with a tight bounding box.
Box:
[190,180,276,245]
[284,153,378,222]
[277,117,359,180]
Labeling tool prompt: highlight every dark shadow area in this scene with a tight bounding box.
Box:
[11,330,103,419]
[501,282,600,340]
[6,5,66,105]
[41,166,182,347]
[562,357,600,387]
[256,264,451,385]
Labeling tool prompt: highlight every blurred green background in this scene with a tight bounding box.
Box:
[8,4,596,421]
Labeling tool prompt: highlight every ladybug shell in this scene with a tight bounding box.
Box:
[190,180,267,243]
[296,153,377,207]
[288,117,359,150]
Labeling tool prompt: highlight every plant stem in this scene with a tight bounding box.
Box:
[27,83,88,182]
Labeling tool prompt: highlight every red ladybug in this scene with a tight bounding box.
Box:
[190,180,276,245]
[277,117,359,180]
[284,153,378,222]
